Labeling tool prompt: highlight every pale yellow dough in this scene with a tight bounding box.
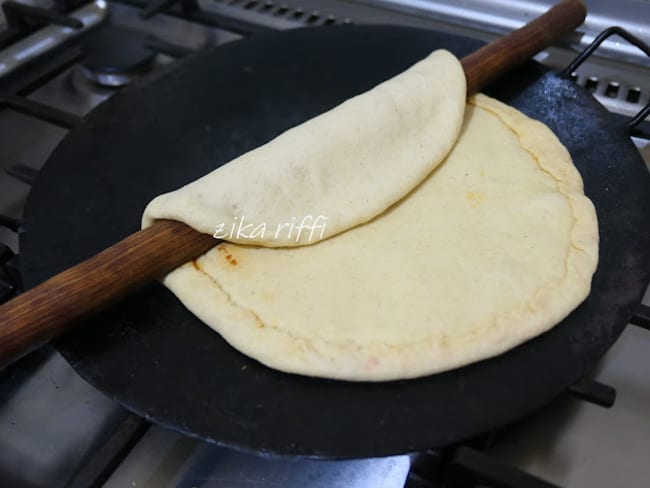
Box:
[154,94,599,381]
[143,50,466,246]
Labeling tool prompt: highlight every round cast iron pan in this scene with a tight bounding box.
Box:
[20,26,650,458]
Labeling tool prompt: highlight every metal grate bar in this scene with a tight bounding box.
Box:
[630,304,650,331]
[140,0,180,19]
[0,95,81,128]
[65,413,151,488]
[0,1,83,49]
[15,47,84,96]
[2,1,84,29]
[607,112,650,140]
[628,102,650,139]
[561,26,650,140]
[114,0,275,35]
[448,446,561,488]
[0,26,21,51]
[406,450,442,488]
[0,215,21,233]
[562,26,650,78]
[6,163,39,185]
[0,44,83,96]
[568,377,616,408]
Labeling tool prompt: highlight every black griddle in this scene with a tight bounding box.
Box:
[19,26,650,458]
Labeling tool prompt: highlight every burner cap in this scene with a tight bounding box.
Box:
[81,28,156,87]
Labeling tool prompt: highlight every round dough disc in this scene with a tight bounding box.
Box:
[160,94,598,381]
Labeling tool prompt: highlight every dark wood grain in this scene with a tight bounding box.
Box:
[0,0,587,369]
[0,221,215,368]
[462,0,586,95]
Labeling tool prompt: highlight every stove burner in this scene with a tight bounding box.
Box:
[80,27,157,87]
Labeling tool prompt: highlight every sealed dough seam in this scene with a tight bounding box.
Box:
[162,93,599,380]
[195,98,595,352]
[185,97,595,354]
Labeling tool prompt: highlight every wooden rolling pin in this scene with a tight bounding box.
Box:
[0,0,587,369]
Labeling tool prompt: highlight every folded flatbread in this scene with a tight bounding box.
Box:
[143,53,598,381]
[143,50,466,246]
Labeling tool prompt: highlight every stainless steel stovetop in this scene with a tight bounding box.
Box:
[0,1,648,487]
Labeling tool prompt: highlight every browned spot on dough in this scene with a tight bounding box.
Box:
[223,252,239,266]
[251,311,265,328]
[466,190,484,207]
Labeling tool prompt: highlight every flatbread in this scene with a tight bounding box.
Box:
[142,50,466,246]
[151,94,599,381]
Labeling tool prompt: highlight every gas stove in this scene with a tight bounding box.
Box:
[0,1,649,487]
